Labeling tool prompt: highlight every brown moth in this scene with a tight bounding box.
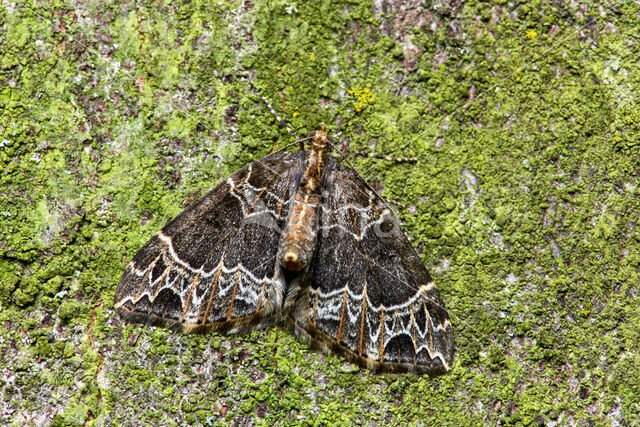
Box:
[115,124,454,375]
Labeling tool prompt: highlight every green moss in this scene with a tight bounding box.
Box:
[51,401,89,427]
[12,277,39,307]
[0,268,19,304]
[58,301,87,323]
[43,275,64,296]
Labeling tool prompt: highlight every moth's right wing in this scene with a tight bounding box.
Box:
[289,157,455,375]
[114,152,306,334]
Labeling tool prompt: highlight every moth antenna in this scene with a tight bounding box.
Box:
[261,96,300,141]
[323,136,359,173]
[347,149,417,164]
[385,198,409,209]
[323,136,401,209]
[270,137,314,155]
[323,136,410,221]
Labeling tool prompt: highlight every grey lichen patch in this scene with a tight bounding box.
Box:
[2,0,640,425]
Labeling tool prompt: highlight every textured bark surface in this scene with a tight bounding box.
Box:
[1,0,639,424]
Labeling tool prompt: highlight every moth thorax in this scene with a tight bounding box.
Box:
[310,129,331,154]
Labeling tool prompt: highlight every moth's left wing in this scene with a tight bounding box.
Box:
[289,157,455,375]
[115,152,306,334]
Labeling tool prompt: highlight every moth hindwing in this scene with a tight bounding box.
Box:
[115,129,455,375]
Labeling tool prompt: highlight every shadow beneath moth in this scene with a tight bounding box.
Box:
[114,125,455,375]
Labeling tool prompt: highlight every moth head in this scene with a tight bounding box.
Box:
[307,124,334,152]
[306,122,326,136]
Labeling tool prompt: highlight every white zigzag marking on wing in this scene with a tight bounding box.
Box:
[312,282,435,314]
[184,275,281,322]
[318,209,391,240]
[227,164,252,213]
[311,282,451,368]
[243,183,289,205]
[242,209,284,228]
[121,261,282,315]
[242,191,295,227]
[226,158,294,215]
[121,231,284,311]
[153,231,274,282]
[224,168,295,225]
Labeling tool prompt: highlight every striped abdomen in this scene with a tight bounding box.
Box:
[279,192,321,271]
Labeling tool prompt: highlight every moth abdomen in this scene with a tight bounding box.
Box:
[279,192,321,271]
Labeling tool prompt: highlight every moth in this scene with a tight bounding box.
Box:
[115,121,455,375]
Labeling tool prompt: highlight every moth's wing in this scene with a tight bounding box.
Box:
[115,151,306,334]
[289,157,455,375]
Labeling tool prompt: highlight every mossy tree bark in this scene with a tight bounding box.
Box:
[1,1,639,424]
